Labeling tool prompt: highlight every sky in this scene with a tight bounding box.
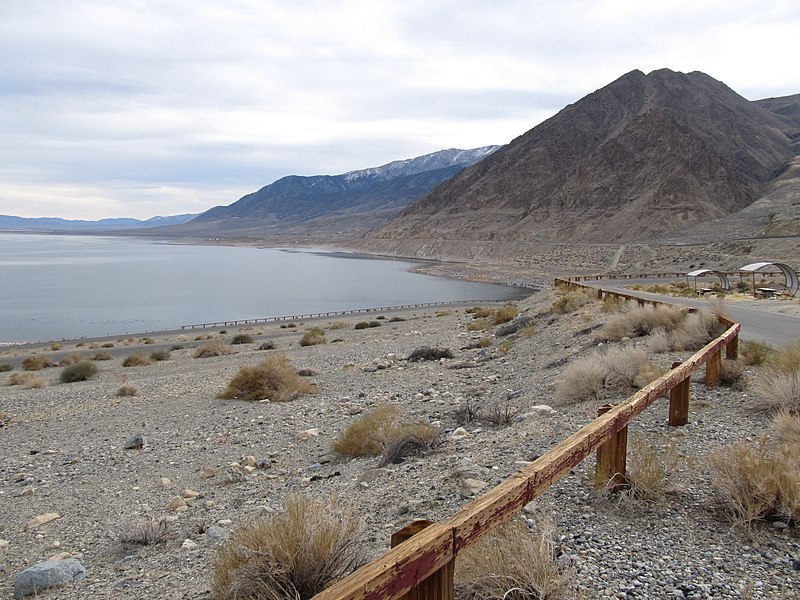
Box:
[1,1,799,220]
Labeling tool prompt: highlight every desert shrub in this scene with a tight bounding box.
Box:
[740,340,772,366]
[454,396,483,425]
[118,515,169,546]
[50,342,62,351]
[719,359,746,387]
[354,321,370,330]
[479,337,492,347]
[554,347,654,405]
[496,314,534,337]
[381,432,439,466]
[123,353,154,367]
[194,341,236,358]
[258,341,276,351]
[328,321,349,330]
[497,339,513,354]
[149,349,170,361]
[90,351,113,361]
[436,309,452,317]
[8,372,46,388]
[332,405,436,458]
[219,329,228,335]
[620,436,678,503]
[213,494,363,600]
[709,420,800,529]
[748,338,800,413]
[467,306,493,319]
[231,333,253,345]
[116,384,139,397]
[0,363,12,372]
[21,355,55,371]
[170,344,184,351]
[549,290,590,315]
[456,517,573,600]
[407,346,454,362]
[632,362,667,389]
[493,303,519,324]
[58,352,84,367]
[599,305,687,341]
[467,318,491,331]
[300,327,326,347]
[59,361,98,383]
[482,397,522,426]
[388,316,405,323]
[140,337,155,345]
[644,329,672,353]
[101,342,115,348]
[219,355,318,402]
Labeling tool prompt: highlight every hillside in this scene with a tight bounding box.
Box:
[365,69,798,250]
[161,146,499,237]
[0,214,197,233]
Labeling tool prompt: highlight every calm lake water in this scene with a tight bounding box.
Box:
[0,234,528,343]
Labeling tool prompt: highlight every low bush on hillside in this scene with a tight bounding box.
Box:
[328,321,349,330]
[0,363,12,373]
[58,353,84,367]
[258,340,275,351]
[618,436,678,504]
[599,305,688,341]
[149,349,170,361]
[709,412,800,529]
[59,361,98,383]
[116,384,139,397]
[101,342,115,348]
[739,340,772,366]
[8,372,47,389]
[407,346,454,362]
[354,321,381,330]
[455,517,574,600]
[748,338,800,413]
[554,347,658,405]
[90,351,113,361]
[123,353,154,367]
[140,337,155,345]
[219,354,318,402]
[21,355,56,371]
[194,341,236,358]
[213,494,364,600]
[230,333,253,345]
[300,327,326,347]
[118,515,169,547]
[50,342,63,351]
[467,318,491,331]
[467,306,493,319]
[549,290,591,315]
[332,405,437,460]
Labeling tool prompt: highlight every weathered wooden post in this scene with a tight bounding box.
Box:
[726,333,739,360]
[706,349,721,386]
[668,362,690,426]
[390,520,454,600]
[595,404,628,491]
[597,288,604,300]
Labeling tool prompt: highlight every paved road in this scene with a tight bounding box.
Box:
[584,278,800,347]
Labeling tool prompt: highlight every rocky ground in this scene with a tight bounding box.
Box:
[1,287,799,599]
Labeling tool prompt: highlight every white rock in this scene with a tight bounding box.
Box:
[297,428,320,442]
[460,478,489,497]
[181,539,198,550]
[450,427,469,440]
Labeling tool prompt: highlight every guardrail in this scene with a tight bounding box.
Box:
[561,271,781,282]
[180,300,492,330]
[311,278,740,599]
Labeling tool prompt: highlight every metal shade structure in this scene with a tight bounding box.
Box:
[739,262,799,298]
[685,269,730,292]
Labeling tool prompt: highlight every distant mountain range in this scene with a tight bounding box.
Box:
[161,146,500,236]
[0,213,197,232]
[365,69,800,252]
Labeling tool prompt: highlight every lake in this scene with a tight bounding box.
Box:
[0,234,529,343]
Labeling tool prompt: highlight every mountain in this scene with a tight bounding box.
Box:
[0,213,197,233]
[170,146,499,236]
[365,69,798,249]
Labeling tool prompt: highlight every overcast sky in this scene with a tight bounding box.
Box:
[1,1,798,220]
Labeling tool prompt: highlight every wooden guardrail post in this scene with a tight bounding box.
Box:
[668,362,690,426]
[595,404,628,491]
[390,520,453,600]
[705,348,721,386]
[726,333,739,360]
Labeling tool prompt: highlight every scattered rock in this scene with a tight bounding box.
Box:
[25,512,61,530]
[450,427,469,440]
[241,455,258,468]
[205,525,229,544]
[157,477,171,488]
[124,433,145,450]
[166,496,187,511]
[460,478,489,497]
[13,558,86,599]
[181,539,198,550]
[198,467,216,479]
[297,428,320,442]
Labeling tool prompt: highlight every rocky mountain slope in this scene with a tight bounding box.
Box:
[164,146,499,236]
[0,214,197,233]
[365,69,799,250]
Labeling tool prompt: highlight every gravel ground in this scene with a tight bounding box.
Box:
[0,289,798,599]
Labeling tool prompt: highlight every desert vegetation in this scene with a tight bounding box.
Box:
[21,355,56,371]
[122,353,154,367]
[59,361,98,383]
[219,354,317,402]
[213,494,364,600]
[748,338,800,413]
[230,333,253,345]
[194,341,237,358]
[299,326,326,346]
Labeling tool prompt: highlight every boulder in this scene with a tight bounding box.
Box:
[13,558,86,599]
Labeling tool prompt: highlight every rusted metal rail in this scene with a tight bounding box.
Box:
[312,278,740,600]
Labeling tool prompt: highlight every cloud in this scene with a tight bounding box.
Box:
[0,0,798,219]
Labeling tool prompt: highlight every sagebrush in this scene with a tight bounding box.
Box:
[219,354,317,402]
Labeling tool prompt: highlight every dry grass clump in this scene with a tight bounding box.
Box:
[8,372,47,389]
[212,494,364,600]
[300,327,326,347]
[456,517,574,600]
[354,321,382,330]
[549,290,591,315]
[21,355,56,371]
[467,306,494,319]
[328,321,349,330]
[739,340,772,366]
[219,354,318,402]
[58,352,85,366]
[619,436,678,504]
[467,318,491,331]
[118,515,169,546]
[149,349,170,361]
[719,359,746,388]
[258,341,276,351]
[332,405,436,459]
[493,303,519,325]
[194,341,237,358]
[122,353,154,367]
[59,361,98,383]
[116,384,139,397]
[231,333,253,345]
[748,338,800,413]
[709,414,800,529]
[90,351,113,361]
[554,347,656,405]
[599,305,687,341]
[0,363,12,372]
[407,346,454,362]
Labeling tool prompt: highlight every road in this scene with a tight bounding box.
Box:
[584,278,800,347]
